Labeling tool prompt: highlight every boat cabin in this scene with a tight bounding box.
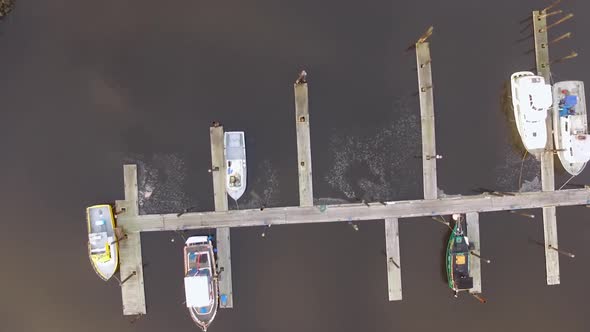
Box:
[87,206,115,262]
[184,238,215,314]
[450,235,473,290]
[514,75,552,122]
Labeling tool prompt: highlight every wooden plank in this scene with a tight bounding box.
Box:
[216,227,233,308]
[533,10,560,285]
[209,125,234,307]
[415,42,438,200]
[384,218,402,301]
[117,188,590,232]
[118,231,145,315]
[542,206,560,285]
[466,212,481,294]
[210,126,229,211]
[533,11,551,81]
[294,81,314,206]
[123,164,139,214]
[117,165,146,315]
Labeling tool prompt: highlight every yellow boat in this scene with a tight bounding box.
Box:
[86,204,119,281]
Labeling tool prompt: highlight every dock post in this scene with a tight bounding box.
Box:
[210,125,234,308]
[466,212,482,294]
[533,9,560,285]
[415,33,438,200]
[115,164,147,315]
[294,71,314,207]
[384,217,402,301]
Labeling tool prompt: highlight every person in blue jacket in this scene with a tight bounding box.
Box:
[559,89,578,117]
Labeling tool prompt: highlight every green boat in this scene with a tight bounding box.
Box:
[446,214,473,296]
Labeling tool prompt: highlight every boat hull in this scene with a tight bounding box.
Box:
[552,81,589,176]
[224,131,247,201]
[446,219,473,294]
[184,237,219,332]
[510,72,551,156]
[87,205,119,281]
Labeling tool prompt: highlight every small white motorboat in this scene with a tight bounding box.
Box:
[86,204,119,281]
[510,71,553,155]
[224,131,247,201]
[553,81,590,175]
[184,236,219,331]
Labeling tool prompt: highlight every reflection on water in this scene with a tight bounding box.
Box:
[325,98,422,202]
[131,154,191,215]
[229,159,281,210]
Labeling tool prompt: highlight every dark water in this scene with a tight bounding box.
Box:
[2,1,590,331]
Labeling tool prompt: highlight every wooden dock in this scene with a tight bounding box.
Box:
[466,212,482,294]
[117,188,590,232]
[381,35,439,302]
[416,40,438,200]
[115,165,146,315]
[209,125,234,308]
[384,218,402,301]
[107,20,588,317]
[294,74,314,207]
[533,10,560,285]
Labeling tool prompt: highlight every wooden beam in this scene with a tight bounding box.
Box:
[415,42,438,200]
[294,78,314,206]
[384,218,402,301]
[466,212,482,294]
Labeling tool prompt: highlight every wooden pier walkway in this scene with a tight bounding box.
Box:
[294,73,314,207]
[384,218,402,301]
[416,39,438,200]
[118,188,590,232]
[533,10,560,285]
[209,125,234,308]
[115,165,146,316]
[466,212,482,294]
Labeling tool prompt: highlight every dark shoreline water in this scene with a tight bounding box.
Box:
[2,1,590,331]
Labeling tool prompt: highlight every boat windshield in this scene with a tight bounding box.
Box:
[89,232,108,253]
[187,251,212,277]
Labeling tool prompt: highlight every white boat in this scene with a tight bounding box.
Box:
[184,236,219,332]
[553,81,590,175]
[510,71,553,155]
[86,205,119,281]
[224,131,247,201]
